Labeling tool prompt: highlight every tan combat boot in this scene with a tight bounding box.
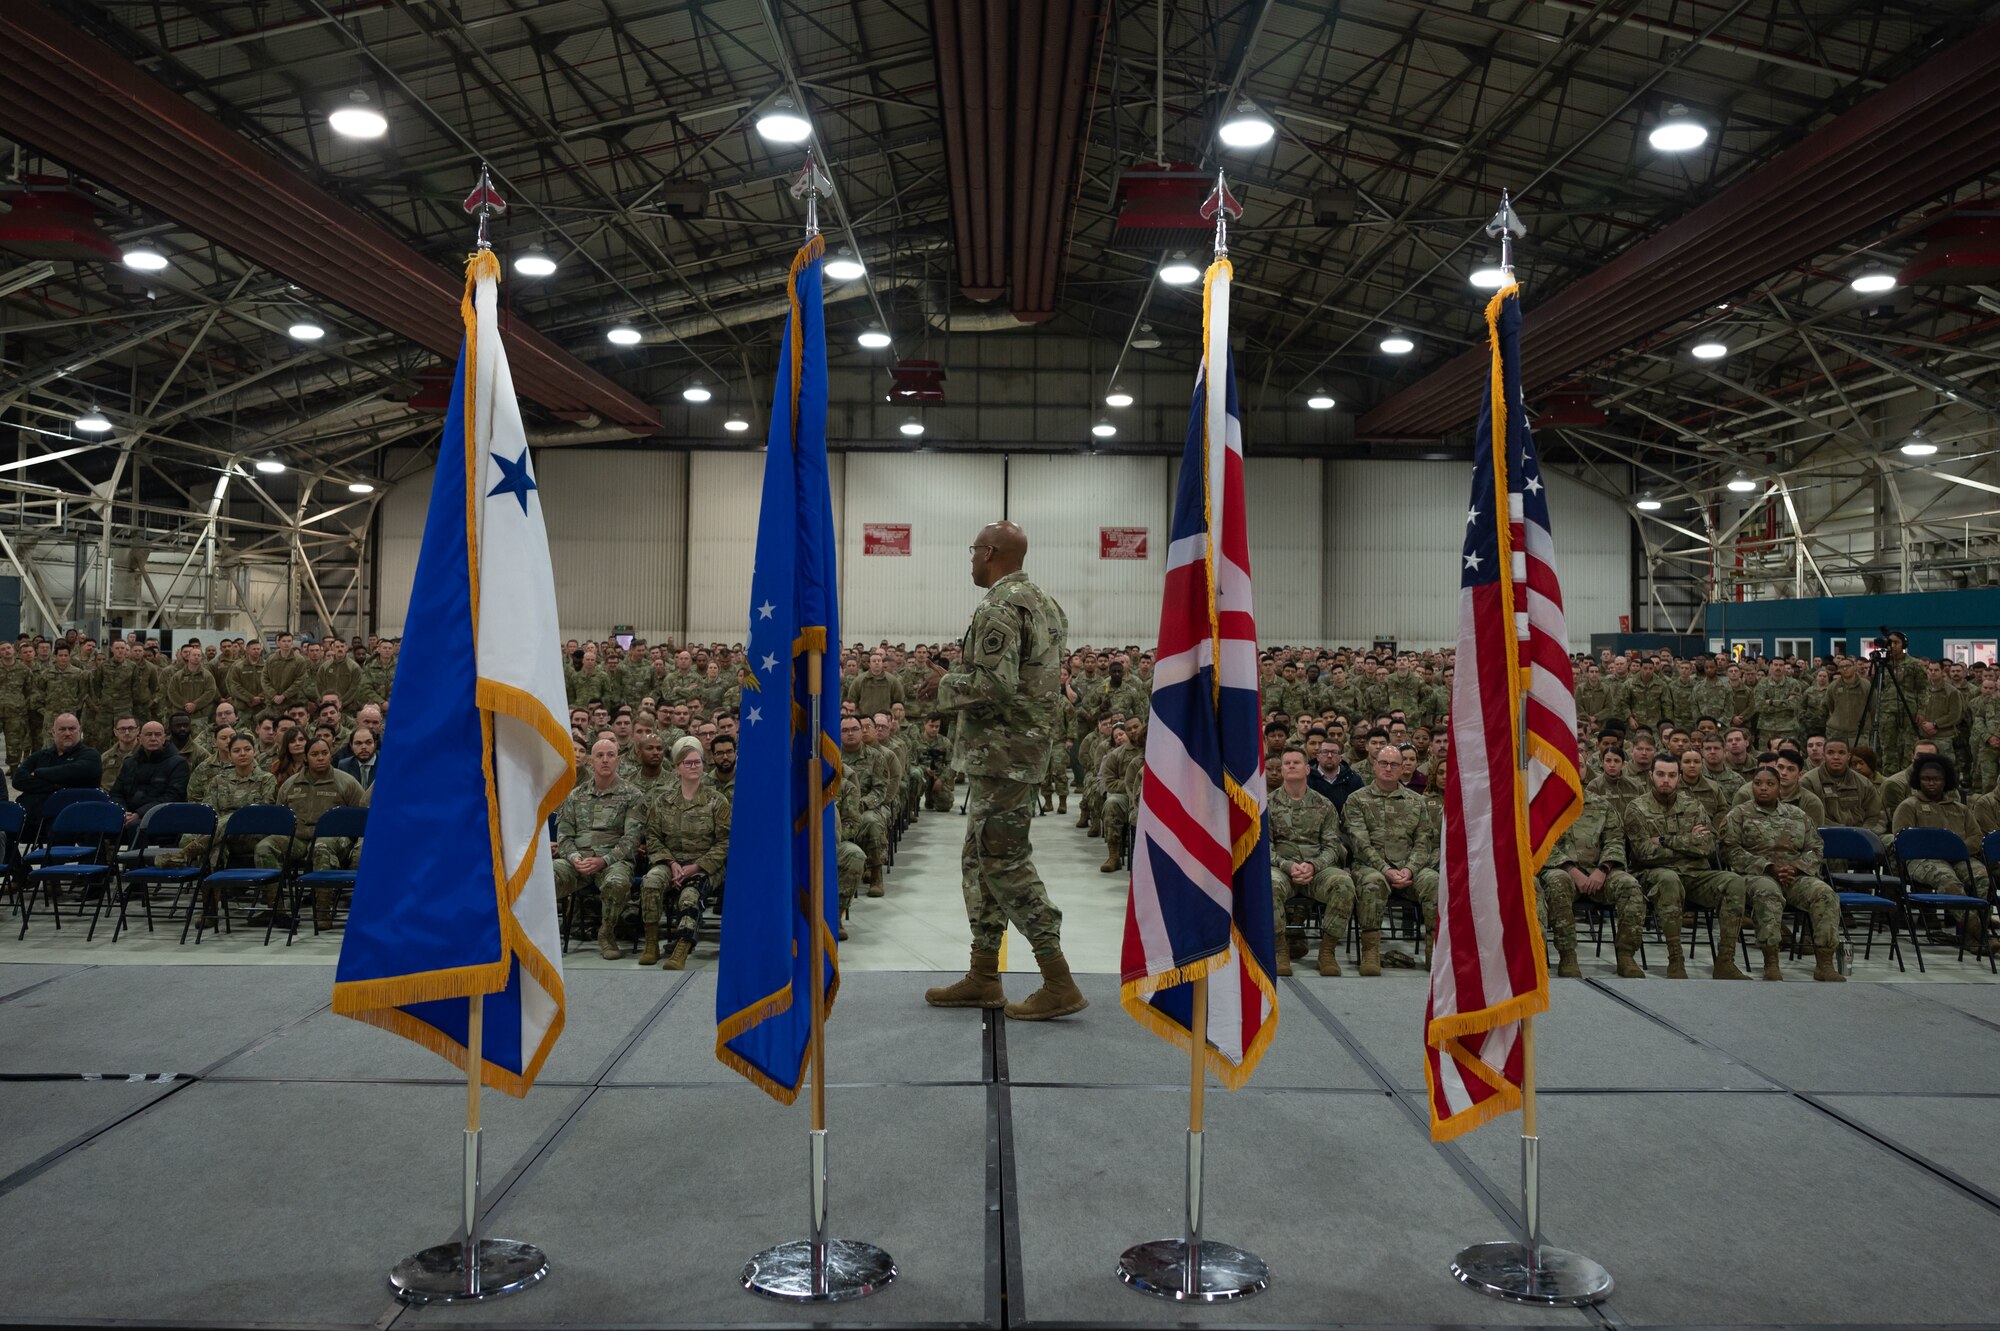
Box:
[1317,934,1341,977]
[1761,945,1783,982]
[1099,845,1123,873]
[638,924,660,966]
[866,863,885,897]
[1812,946,1846,981]
[1275,946,1293,977]
[1057,794,1068,814]
[1358,930,1383,977]
[1042,791,1055,813]
[1555,946,1582,979]
[1660,909,1688,978]
[661,938,692,970]
[1005,951,1089,1020]
[1614,917,1645,978]
[1711,910,1751,980]
[313,886,337,933]
[598,915,622,961]
[1086,821,1102,839]
[924,948,1007,1008]
[1074,809,1089,828]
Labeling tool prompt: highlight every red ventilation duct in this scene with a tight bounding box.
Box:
[0,6,657,435]
[1897,201,2000,287]
[1111,164,1217,248]
[888,359,947,404]
[1533,382,1607,428]
[1358,14,2000,440]
[0,177,121,262]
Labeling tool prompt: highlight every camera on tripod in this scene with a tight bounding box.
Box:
[1866,626,1902,661]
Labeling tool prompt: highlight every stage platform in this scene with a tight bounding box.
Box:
[4,962,2000,1331]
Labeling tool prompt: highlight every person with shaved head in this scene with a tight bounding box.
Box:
[926,521,1086,1021]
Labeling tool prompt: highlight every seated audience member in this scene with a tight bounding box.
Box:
[12,712,101,829]
[553,737,645,959]
[637,737,731,971]
[111,720,191,833]
[1892,754,1995,956]
[1724,766,1844,981]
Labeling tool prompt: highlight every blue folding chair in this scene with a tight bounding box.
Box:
[1817,826,1903,971]
[17,801,126,939]
[1892,826,1996,974]
[1985,830,2000,876]
[0,800,25,916]
[287,805,368,944]
[194,804,295,946]
[24,786,112,867]
[100,803,216,943]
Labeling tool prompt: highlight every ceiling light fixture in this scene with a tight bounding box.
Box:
[1132,323,1162,350]
[857,323,892,349]
[287,322,325,341]
[756,96,812,144]
[825,248,865,281]
[121,247,168,272]
[1379,330,1415,355]
[682,381,712,404]
[1648,105,1707,153]
[1726,470,1757,493]
[1898,427,1937,457]
[514,247,557,278]
[1091,420,1117,439]
[723,416,750,433]
[74,410,112,433]
[899,415,925,437]
[1691,340,1729,360]
[606,326,642,346]
[1217,97,1276,149]
[1159,253,1201,285]
[347,481,376,494]
[1104,386,1133,409]
[1635,492,1662,512]
[1306,391,1335,410]
[1850,269,1897,294]
[328,91,388,140]
[1469,256,1510,289]
[255,454,287,475]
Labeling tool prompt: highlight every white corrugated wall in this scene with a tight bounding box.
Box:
[839,452,1001,643]
[1242,457,1324,647]
[686,451,847,642]
[1006,455,1171,646]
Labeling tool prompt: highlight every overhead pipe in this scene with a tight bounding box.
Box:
[1358,13,2000,440]
[0,6,656,434]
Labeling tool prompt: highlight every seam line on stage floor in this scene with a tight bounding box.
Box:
[0,964,97,1006]
[1893,983,2000,1037]
[1282,979,1613,1331]
[1583,979,2000,1222]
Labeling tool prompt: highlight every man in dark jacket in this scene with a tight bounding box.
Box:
[334,726,378,791]
[110,720,190,832]
[14,712,102,828]
[1308,737,1364,811]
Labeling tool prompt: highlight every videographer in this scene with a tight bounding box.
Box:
[1866,631,1930,770]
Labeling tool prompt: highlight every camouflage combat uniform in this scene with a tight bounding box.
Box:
[1342,780,1439,937]
[934,569,1068,959]
[1097,740,1146,867]
[1624,789,1776,975]
[1537,790,1646,970]
[1723,798,1841,953]
[1269,784,1354,957]
[638,782,730,944]
[551,778,645,919]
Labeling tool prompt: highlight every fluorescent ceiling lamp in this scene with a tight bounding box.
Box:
[1898,428,1937,457]
[74,410,112,433]
[1379,331,1415,355]
[899,416,925,437]
[756,97,812,144]
[1691,340,1729,360]
[724,416,751,433]
[1648,107,1707,153]
[1726,470,1757,493]
[1132,323,1162,350]
[1306,391,1335,410]
[121,247,168,271]
[287,322,325,341]
[347,481,375,494]
[682,383,712,403]
[1850,270,1897,294]
[1217,98,1275,149]
[1635,493,1662,511]
[606,326,642,345]
[857,325,892,349]
[1104,387,1133,408]
[1469,260,1510,289]
[825,250,865,281]
[255,455,287,475]
[1091,420,1117,439]
[514,248,557,277]
[328,92,388,140]
[1159,254,1201,285]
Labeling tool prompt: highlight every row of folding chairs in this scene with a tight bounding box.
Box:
[3,788,368,948]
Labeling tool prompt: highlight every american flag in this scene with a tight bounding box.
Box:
[1119,257,1277,1089]
[1424,283,1584,1141]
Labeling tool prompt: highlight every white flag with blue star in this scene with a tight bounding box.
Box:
[334,249,573,1095]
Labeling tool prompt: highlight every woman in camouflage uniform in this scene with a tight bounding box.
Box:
[183,733,279,927]
[637,736,731,971]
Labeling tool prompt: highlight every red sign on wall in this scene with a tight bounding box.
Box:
[1618,614,1631,633]
[1099,526,1149,560]
[862,522,912,556]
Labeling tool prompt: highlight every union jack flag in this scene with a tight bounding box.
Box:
[1424,283,1584,1141]
[1119,257,1277,1088]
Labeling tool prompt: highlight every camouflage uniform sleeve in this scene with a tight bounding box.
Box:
[697,794,730,879]
[1722,805,1766,877]
[1599,813,1628,870]
[1622,801,1665,868]
[1415,797,1441,867]
[556,793,582,860]
[1343,796,1386,870]
[1311,798,1346,872]
[935,600,1021,717]
[614,793,642,866]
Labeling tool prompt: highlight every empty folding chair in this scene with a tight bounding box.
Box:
[194,804,296,946]
[17,800,125,939]
[1892,826,1996,974]
[1816,826,1902,972]
[100,803,216,943]
[23,786,113,869]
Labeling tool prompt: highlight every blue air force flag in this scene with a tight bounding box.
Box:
[714,233,842,1103]
[332,249,574,1096]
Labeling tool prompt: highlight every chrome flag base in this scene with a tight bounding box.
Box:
[390,1239,548,1304]
[743,1238,898,1302]
[1451,1241,1612,1305]
[1117,1239,1268,1303]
